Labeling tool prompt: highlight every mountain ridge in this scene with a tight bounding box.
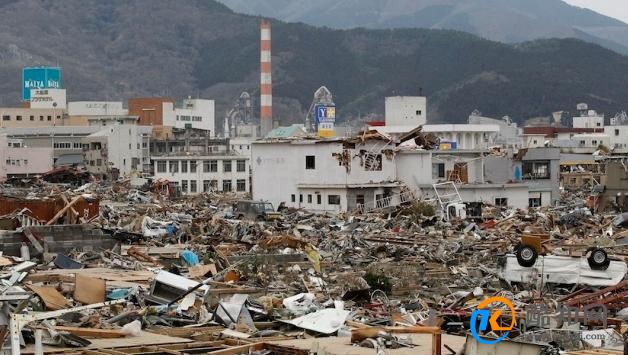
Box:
[217,0,628,55]
[0,0,627,127]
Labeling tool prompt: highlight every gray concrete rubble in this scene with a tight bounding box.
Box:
[0,179,626,354]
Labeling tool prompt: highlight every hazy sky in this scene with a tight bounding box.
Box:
[563,0,628,24]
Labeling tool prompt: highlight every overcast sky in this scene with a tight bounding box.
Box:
[563,0,628,24]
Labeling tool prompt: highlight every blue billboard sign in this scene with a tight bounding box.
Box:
[315,104,336,124]
[22,67,62,101]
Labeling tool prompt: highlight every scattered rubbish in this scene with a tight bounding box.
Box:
[0,179,626,354]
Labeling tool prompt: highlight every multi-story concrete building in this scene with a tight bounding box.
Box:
[129,97,215,134]
[163,98,215,133]
[468,111,523,148]
[1,126,101,166]
[252,136,406,213]
[0,107,66,128]
[0,134,53,180]
[152,154,249,194]
[572,104,604,129]
[82,125,151,178]
[422,124,500,150]
[252,133,561,211]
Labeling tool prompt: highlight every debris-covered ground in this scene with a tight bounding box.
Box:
[0,178,626,354]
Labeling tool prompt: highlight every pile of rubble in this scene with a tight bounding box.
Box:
[0,180,626,354]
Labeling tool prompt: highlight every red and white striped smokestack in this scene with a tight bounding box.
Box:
[260,19,273,136]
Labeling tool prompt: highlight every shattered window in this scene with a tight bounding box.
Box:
[522,161,550,179]
[157,161,166,173]
[529,197,541,207]
[224,160,232,172]
[190,180,197,193]
[364,153,382,171]
[190,160,197,173]
[223,180,232,191]
[328,195,341,205]
[181,161,188,173]
[495,198,508,207]
[317,194,322,204]
[291,194,295,202]
[181,180,188,193]
[203,180,210,192]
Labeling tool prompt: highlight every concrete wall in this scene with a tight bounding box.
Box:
[484,156,521,184]
[0,225,114,258]
[128,97,174,126]
[458,185,529,209]
[604,125,628,149]
[573,115,603,129]
[385,96,426,127]
[68,101,127,116]
[395,151,432,189]
[4,146,53,177]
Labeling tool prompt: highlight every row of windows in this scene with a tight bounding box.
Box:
[2,115,60,121]
[290,193,340,205]
[156,159,246,173]
[86,159,103,167]
[5,159,28,166]
[305,154,382,171]
[53,142,84,149]
[176,179,246,193]
[176,115,203,122]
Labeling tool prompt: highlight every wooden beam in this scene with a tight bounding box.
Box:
[53,326,126,338]
[47,195,83,225]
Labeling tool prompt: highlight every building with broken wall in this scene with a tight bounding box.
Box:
[82,124,151,179]
[396,150,530,209]
[251,136,406,213]
[518,147,561,207]
[252,131,558,212]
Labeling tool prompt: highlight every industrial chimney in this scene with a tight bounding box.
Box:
[260,19,273,136]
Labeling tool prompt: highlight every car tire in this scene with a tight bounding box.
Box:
[516,245,538,267]
[587,248,610,270]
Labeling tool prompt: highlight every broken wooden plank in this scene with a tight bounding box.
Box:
[53,326,126,339]
[73,274,106,305]
[26,284,70,310]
